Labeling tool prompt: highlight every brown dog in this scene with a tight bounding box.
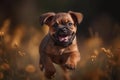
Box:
[39,11,83,80]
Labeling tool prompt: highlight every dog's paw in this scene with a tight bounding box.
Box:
[45,72,56,79]
[45,68,56,79]
[64,63,76,70]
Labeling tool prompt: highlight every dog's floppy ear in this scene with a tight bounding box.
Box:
[68,11,83,24]
[40,12,55,26]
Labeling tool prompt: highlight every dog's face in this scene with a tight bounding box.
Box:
[40,11,83,46]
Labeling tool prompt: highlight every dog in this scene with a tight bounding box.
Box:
[39,11,83,80]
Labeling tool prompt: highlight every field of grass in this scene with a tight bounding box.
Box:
[0,16,120,80]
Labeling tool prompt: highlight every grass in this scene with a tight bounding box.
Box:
[0,18,120,80]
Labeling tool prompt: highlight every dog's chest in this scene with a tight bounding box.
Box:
[46,46,66,55]
[42,36,75,55]
[46,47,70,64]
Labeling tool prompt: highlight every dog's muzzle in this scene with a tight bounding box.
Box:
[51,27,76,47]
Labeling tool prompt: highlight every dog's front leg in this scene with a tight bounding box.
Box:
[65,51,80,70]
[40,54,56,79]
[61,66,71,80]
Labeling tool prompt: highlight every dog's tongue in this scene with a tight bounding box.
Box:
[58,36,69,42]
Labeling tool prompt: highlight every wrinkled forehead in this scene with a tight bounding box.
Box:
[53,13,74,23]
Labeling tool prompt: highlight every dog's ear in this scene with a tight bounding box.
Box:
[68,11,83,24]
[40,12,55,26]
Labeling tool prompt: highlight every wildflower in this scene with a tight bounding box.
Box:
[1,63,10,70]
[25,65,36,73]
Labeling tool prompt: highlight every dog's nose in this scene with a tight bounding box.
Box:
[61,27,67,33]
[57,27,68,36]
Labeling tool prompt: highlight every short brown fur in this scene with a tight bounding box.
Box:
[39,11,83,80]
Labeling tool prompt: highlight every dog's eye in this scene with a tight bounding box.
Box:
[67,22,73,26]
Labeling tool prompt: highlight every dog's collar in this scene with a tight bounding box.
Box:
[49,32,76,48]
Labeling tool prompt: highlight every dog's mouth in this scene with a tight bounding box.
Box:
[53,33,73,43]
[51,27,76,47]
[52,32,76,47]
[58,35,70,42]
[54,28,73,43]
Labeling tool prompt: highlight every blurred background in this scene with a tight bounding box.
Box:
[0,0,120,80]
